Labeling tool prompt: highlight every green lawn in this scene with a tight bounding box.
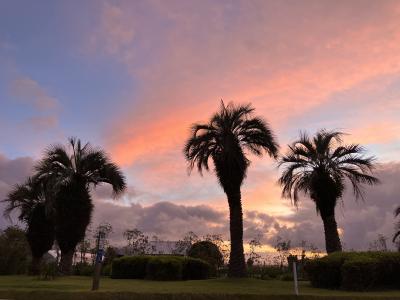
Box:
[0,276,399,300]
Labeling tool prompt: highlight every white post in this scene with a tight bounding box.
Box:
[293,261,299,296]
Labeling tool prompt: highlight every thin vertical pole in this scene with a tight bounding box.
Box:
[293,261,299,296]
[92,231,103,291]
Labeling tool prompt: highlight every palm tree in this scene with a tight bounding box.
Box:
[184,102,278,277]
[278,130,379,253]
[393,206,400,251]
[35,138,126,274]
[3,177,55,275]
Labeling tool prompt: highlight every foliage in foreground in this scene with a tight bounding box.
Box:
[305,251,400,291]
[188,240,223,275]
[0,226,30,275]
[111,255,211,280]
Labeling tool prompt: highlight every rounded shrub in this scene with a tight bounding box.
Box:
[187,241,223,275]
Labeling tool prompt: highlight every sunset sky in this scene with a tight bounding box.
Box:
[1,0,400,251]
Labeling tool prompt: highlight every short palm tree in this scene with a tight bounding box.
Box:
[278,130,379,253]
[393,206,400,250]
[3,177,55,275]
[184,102,278,277]
[35,138,126,274]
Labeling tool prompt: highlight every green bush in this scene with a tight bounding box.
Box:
[73,262,94,276]
[38,262,58,280]
[247,265,286,280]
[260,266,285,279]
[279,273,294,281]
[305,252,348,289]
[305,251,400,291]
[341,256,378,291]
[187,241,223,275]
[182,257,211,280]
[102,264,112,276]
[111,256,151,279]
[146,257,183,281]
[0,226,30,275]
[111,255,211,280]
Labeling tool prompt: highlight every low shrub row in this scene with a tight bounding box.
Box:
[305,251,400,291]
[111,255,211,280]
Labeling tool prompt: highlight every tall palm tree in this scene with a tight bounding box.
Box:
[393,206,400,251]
[35,138,126,274]
[278,130,379,253]
[184,102,278,277]
[3,177,55,275]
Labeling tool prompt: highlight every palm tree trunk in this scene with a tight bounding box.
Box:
[29,256,42,275]
[227,190,246,277]
[59,249,74,275]
[321,214,342,253]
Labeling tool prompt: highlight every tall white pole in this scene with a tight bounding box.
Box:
[293,261,299,296]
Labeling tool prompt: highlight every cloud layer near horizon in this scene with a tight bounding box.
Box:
[1,152,398,251]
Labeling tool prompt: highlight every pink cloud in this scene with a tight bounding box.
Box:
[10,76,59,110]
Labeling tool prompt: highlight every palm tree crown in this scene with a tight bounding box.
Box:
[3,177,46,222]
[279,130,379,210]
[184,101,278,191]
[35,137,126,195]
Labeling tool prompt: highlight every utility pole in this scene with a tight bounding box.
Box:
[293,261,299,296]
[91,230,106,291]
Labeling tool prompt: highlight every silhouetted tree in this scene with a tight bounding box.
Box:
[188,240,223,275]
[35,138,126,274]
[0,226,30,274]
[3,177,55,275]
[279,130,379,253]
[123,228,155,255]
[184,101,278,277]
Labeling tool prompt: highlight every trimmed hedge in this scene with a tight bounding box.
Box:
[146,257,183,281]
[182,257,212,280]
[111,256,151,279]
[73,262,94,276]
[305,251,400,291]
[111,255,211,280]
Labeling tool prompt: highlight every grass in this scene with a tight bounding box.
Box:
[0,276,399,300]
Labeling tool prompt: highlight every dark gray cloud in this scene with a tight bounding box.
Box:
[0,154,35,228]
[91,200,228,245]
